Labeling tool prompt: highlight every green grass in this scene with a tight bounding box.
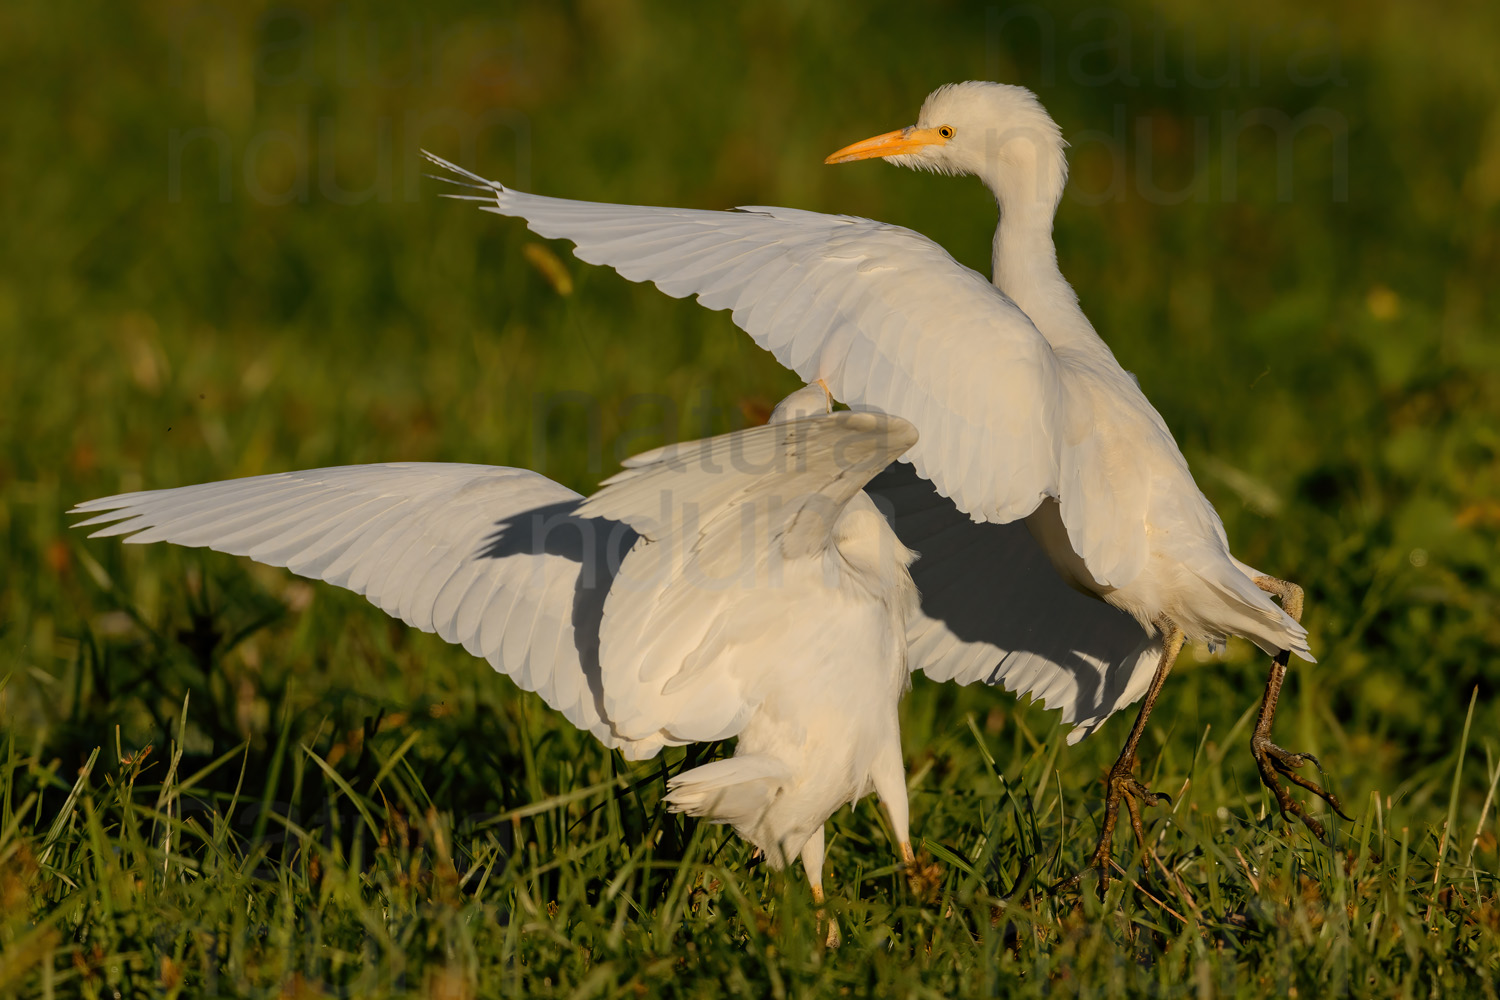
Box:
[3,0,1500,995]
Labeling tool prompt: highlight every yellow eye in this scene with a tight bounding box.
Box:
[937,125,955,139]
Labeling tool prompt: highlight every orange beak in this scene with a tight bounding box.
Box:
[824,126,949,164]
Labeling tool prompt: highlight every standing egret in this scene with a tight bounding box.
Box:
[71,388,923,935]
[423,83,1345,881]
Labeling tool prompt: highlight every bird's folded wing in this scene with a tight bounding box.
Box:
[574,412,917,741]
[71,463,641,751]
[426,153,1063,528]
[866,463,1159,743]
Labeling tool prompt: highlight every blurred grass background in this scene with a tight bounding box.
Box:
[2,0,1499,995]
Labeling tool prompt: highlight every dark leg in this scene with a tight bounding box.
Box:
[1055,621,1183,893]
[1250,576,1350,841]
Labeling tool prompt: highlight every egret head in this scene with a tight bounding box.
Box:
[825,81,1067,210]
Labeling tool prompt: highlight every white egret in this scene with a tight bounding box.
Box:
[423,83,1346,880]
[71,388,923,930]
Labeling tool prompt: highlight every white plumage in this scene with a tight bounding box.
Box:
[424,82,1309,731]
[425,81,1340,868]
[72,391,923,911]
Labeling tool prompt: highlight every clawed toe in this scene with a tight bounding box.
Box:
[1258,740,1320,773]
[1251,737,1351,841]
[1123,776,1171,808]
[1051,772,1169,895]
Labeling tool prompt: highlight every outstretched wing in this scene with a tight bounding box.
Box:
[71,463,645,752]
[575,411,918,743]
[425,154,1073,542]
[866,463,1160,743]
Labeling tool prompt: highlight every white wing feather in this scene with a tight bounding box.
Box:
[71,464,644,751]
[865,463,1159,742]
[425,153,1064,534]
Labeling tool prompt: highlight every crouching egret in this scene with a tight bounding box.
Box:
[424,81,1347,884]
[72,386,922,935]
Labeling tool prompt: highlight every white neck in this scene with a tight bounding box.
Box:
[983,153,1115,364]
